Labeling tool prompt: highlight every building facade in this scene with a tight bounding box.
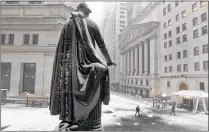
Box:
[117,1,208,98]
[159,1,208,96]
[118,2,161,97]
[1,1,74,97]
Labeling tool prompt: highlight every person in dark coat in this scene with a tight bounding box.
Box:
[49,3,116,131]
[135,105,140,117]
[170,102,176,115]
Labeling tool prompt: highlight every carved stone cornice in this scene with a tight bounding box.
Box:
[1,45,56,52]
[1,23,63,31]
[119,21,159,51]
[1,16,67,25]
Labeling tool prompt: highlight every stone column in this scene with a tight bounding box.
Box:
[134,46,138,76]
[128,50,131,75]
[149,35,158,74]
[131,48,134,75]
[144,39,148,74]
[139,43,144,74]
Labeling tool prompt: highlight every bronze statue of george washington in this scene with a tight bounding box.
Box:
[49,3,116,131]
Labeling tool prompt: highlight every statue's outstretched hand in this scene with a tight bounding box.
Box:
[107,60,117,66]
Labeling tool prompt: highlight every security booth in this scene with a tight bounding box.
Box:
[171,90,208,113]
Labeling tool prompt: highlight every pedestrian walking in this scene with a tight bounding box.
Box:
[170,102,176,115]
[135,105,140,117]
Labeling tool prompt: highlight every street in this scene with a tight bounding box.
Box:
[1,94,208,131]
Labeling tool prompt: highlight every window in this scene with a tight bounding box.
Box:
[164,42,167,48]
[193,17,198,26]
[168,4,171,12]
[192,3,198,12]
[183,64,188,72]
[182,23,187,31]
[202,26,208,35]
[146,80,149,86]
[167,81,170,87]
[164,22,167,28]
[120,7,126,10]
[169,66,172,72]
[32,34,38,44]
[1,63,11,91]
[203,44,208,53]
[120,11,125,14]
[120,3,126,6]
[177,52,181,59]
[176,26,180,34]
[169,54,172,60]
[164,33,167,39]
[169,40,172,47]
[164,55,167,61]
[177,65,181,72]
[1,34,6,44]
[175,1,179,7]
[203,61,208,70]
[164,67,167,73]
[6,1,19,4]
[168,31,172,37]
[23,34,30,44]
[194,47,199,55]
[200,1,207,7]
[195,62,200,71]
[176,14,180,21]
[183,34,187,42]
[29,1,42,4]
[177,37,181,44]
[163,8,166,16]
[193,29,199,38]
[200,82,205,91]
[120,21,125,24]
[8,34,14,45]
[140,80,143,85]
[120,15,125,18]
[120,25,125,28]
[183,50,188,58]
[168,19,171,26]
[182,10,187,18]
[201,13,207,22]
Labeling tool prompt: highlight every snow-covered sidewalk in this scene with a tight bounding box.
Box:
[1,94,208,131]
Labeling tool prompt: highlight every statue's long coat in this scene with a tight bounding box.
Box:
[49,12,111,123]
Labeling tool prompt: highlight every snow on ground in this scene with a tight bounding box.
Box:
[1,94,208,131]
[110,93,208,131]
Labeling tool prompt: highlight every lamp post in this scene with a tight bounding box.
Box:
[26,92,29,107]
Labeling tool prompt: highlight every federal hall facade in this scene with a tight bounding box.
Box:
[1,2,74,97]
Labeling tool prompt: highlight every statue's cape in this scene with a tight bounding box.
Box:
[49,11,110,122]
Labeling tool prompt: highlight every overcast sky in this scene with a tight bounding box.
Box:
[87,2,105,25]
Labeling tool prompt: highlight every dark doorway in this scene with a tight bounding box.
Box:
[1,62,11,90]
[22,63,36,94]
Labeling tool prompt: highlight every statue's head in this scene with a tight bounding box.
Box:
[76,3,92,17]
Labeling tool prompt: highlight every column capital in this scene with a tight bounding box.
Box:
[149,33,157,40]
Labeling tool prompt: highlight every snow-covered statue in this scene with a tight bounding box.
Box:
[49,3,116,131]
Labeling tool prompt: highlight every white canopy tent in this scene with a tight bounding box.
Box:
[171,90,208,113]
